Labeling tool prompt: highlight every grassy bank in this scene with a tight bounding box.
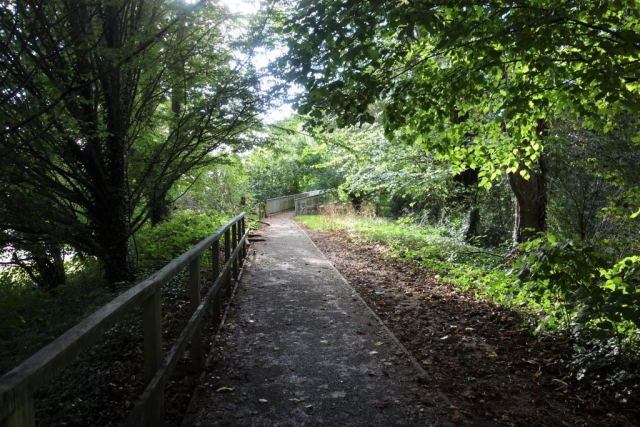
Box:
[296,214,546,330]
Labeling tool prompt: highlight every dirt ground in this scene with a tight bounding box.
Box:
[300,224,640,427]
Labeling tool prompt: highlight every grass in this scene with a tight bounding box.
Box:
[0,258,115,375]
[295,213,535,324]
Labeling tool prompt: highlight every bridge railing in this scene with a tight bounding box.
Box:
[0,213,250,427]
[264,190,324,216]
[294,190,335,214]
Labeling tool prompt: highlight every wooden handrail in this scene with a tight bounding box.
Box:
[0,213,249,426]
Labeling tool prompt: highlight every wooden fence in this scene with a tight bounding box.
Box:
[0,213,249,427]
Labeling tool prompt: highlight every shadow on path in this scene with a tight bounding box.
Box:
[185,212,448,426]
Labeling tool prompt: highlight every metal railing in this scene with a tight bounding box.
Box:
[294,190,335,214]
[0,213,250,427]
[264,190,324,216]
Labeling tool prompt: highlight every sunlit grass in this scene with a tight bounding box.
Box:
[296,213,538,325]
[296,213,500,268]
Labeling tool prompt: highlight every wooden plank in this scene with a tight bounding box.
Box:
[241,218,247,263]
[236,220,243,267]
[125,253,235,427]
[224,228,231,296]
[189,256,202,371]
[4,394,34,427]
[143,290,164,426]
[128,242,242,426]
[211,242,221,321]
[0,213,246,423]
[232,223,238,279]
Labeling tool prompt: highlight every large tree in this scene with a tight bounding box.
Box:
[0,0,262,282]
[277,0,640,241]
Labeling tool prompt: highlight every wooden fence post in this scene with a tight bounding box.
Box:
[231,222,238,279]
[211,241,221,321]
[5,394,35,427]
[189,256,202,371]
[143,290,164,426]
[241,217,247,262]
[224,228,231,296]
[236,219,243,267]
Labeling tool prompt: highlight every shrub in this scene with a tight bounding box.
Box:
[513,234,640,343]
[134,209,229,268]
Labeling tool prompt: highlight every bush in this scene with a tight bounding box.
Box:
[134,209,229,268]
[513,234,640,343]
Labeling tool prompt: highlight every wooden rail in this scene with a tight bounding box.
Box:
[0,213,250,427]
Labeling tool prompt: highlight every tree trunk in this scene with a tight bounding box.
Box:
[97,4,134,283]
[453,168,481,241]
[508,157,548,242]
[14,245,66,290]
[149,196,171,226]
[147,20,188,227]
[465,207,481,241]
[96,203,134,282]
[451,108,481,241]
[33,246,66,289]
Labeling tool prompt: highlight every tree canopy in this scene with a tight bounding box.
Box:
[0,0,264,282]
[279,0,639,167]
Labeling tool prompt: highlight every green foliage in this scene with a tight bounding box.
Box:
[547,116,640,244]
[0,0,263,281]
[514,234,640,343]
[246,117,345,201]
[0,258,109,374]
[134,210,229,268]
[173,155,252,214]
[296,213,503,290]
[278,0,640,191]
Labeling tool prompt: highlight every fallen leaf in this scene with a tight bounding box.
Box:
[320,340,329,345]
[258,399,268,404]
[330,391,346,398]
[289,397,305,403]
[375,341,384,346]
[374,401,391,409]
[552,379,568,388]
[216,387,234,393]
[422,359,433,365]
[369,350,379,355]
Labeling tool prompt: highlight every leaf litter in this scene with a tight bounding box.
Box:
[301,224,639,426]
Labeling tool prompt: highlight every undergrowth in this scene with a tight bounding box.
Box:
[0,209,231,376]
[296,213,640,399]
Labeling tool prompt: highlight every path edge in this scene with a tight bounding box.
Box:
[179,246,254,427]
[292,219,459,413]
[292,219,431,380]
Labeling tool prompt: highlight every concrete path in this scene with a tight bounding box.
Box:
[185,212,437,426]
